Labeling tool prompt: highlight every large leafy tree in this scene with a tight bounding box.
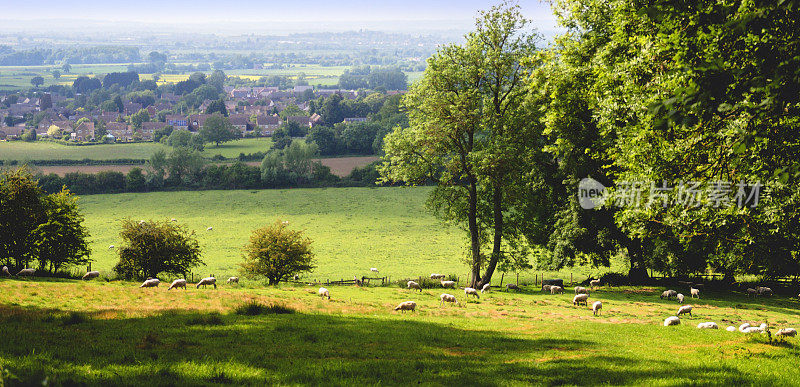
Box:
[381,2,538,287]
[32,188,92,273]
[114,219,204,280]
[0,168,47,268]
[200,114,238,146]
[240,220,316,285]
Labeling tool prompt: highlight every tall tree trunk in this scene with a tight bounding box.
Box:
[480,182,503,287]
[625,237,649,283]
[468,176,482,288]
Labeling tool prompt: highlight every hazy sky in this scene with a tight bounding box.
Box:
[1,0,557,25]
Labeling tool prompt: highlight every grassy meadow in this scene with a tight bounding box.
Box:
[0,138,273,162]
[1,277,799,385]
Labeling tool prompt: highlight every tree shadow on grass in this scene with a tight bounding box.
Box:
[0,305,788,386]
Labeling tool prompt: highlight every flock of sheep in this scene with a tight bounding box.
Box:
[4,264,798,340]
[660,284,797,340]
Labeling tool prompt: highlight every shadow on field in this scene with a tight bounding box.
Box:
[0,304,785,386]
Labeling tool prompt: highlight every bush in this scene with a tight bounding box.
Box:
[239,220,316,285]
[113,219,204,280]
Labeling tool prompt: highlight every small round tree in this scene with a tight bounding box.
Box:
[240,220,316,284]
[114,219,204,280]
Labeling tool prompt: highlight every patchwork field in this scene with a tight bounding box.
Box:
[1,278,799,385]
[0,138,274,162]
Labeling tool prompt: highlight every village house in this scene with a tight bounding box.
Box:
[71,121,95,141]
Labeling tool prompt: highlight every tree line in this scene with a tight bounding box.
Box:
[379,1,800,287]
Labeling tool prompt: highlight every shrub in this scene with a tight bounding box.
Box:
[186,313,224,326]
[234,301,295,316]
[239,220,316,285]
[113,219,204,280]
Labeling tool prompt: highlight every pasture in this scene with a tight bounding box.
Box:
[0,138,273,162]
[0,277,799,385]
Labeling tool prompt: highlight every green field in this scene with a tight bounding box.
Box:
[0,138,273,162]
[1,277,799,385]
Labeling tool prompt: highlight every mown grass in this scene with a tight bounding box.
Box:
[0,138,273,162]
[1,278,799,385]
[76,187,616,284]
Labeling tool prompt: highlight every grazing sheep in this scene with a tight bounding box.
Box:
[746,288,757,297]
[677,293,685,304]
[690,287,700,299]
[742,323,768,334]
[664,316,681,326]
[171,218,177,222]
[82,271,100,280]
[139,220,145,224]
[108,245,115,249]
[676,305,693,317]
[430,273,446,280]
[281,221,289,225]
[318,287,330,300]
[660,290,678,300]
[481,283,492,293]
[550,286,564,295]
[196,277,217,289]
[206,227,213,231]
[226,277,239,284]
[738,323,752,333]
[440,293,458,306]
[697,322,718,329]
[589,279,601,289]
[2,266,11,276]
[541,284,552,293]
[394,300,417,313]
[592,301,602,316]
[757,287,773,296]
[16,268,35,277]
[441,280,456,288]
[726,326,737,332]
[370,268,379,273]
[506,283,520,292]
[168,279,187,290]
[464,287,480,299]
[575,286,589,295]
[140,278,160,288]
[407,281,422,292]
[573,293,589,306]
[775,328,797,338]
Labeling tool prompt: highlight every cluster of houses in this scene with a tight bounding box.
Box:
[0,85,389,142]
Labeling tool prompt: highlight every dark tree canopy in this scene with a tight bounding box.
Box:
[113,219,204,280]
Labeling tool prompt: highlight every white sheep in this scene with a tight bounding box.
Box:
[690,287,700,299]
[440,293,458,306]
[140,278,160,288]
[440,280,456,288]
[664,316,681,326]
[108,245,115,249]
[575,286,589,295]
[550,286,564,294]
[16,268,35,276]
[775,328,797,338]
[168,279,187,290]
[226,277,239,284]
[281,220,289,225]
[742,323,768,334]
[196,277,217,289]
[660,290,677,299]
[738,323,752,332]
[171,218,177,222]
[394,300,417,312]
[757,287,773,296]
[592,301,602,316]
[139,220,145,224]
[506,283,520,291]
[318,287,330,300]
[676,305,693,317]
[677,293,685,304]
[589,279,601,289]
[573,293,589,306]
[746,288,757,297]
[2,266,11,276]
[726,326,737,332]
[541,284,552,292]
[430,273,446,280]
[696,322,718,329]
[370,268,379,273]
[407,280,422,292]
[464,287,480,299]
[206,226,213,231]
[480,283,491,293]
[82,271,100,280]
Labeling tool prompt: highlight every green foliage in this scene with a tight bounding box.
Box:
[20,129,36,142]
[0,168,46,268]
[204,99,228,117]
[129,109,150,131]
[30,76,44,87]
[199,114,238,147]
[235,301,295,315]
[113,219,204,280]
[31,188,92,272]
[239,221,316,285]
